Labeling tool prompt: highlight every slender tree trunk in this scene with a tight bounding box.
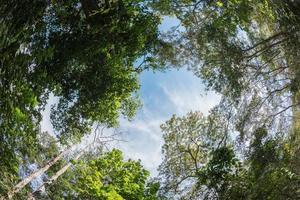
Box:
[27,148,88,200]
[0,148,70,200]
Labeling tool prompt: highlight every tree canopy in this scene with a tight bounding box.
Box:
[1,0,162,193]
[1,0,300,199]
[158,111,300,199]
[152,1,300,198]
[37,149,161,200]
[151,0,300,141]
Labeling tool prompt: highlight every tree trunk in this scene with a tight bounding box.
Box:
[27,149,87,200]
[0,149,70,200]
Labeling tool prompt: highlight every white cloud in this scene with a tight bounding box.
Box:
[115,113,166,176]
[160,82,221,116]
[39,70,221,177]
[115,70,221,176]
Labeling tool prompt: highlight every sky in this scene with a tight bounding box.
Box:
[40,16,221,177]
[113,17,221,175]
[116,68,220,176]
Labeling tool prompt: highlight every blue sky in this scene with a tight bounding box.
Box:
[113,17,220,175]
[40,17,220,176]
[116,68,220,175]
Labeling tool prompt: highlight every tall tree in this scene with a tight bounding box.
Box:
[34,149,161,200]
[151,0,300,142]
[0,0,162,194]
[158,111,300,199]
[151,3,300,198]
[158,109,232,199]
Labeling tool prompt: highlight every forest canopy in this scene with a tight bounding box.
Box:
[0,0,300,199]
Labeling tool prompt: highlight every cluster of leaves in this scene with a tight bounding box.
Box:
[151,0,300,140]
[2,0,300,199]
[152,2,300,198]
[40,149,162,200]
[158,111,300,200]
[0,0,162,193]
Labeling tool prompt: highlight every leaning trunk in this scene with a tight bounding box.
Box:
[0,148,70,200]
[27,149,87,200]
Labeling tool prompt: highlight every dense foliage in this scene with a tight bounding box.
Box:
[152,1,300,199]
[158,112,300,199]
[0,0,161,195]
[1,0,300,199]
[151,0,300,140]
[37,149,161,200]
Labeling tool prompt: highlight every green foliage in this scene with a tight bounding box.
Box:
[197,147,239,193]
[151,0,300,95]
[1,1,300,199]
[151,0,300,140]
[144,181,163,200]
[0,0,161,192]
[44,149,161,200]
[158,111,300,199]
[158,110,232,199]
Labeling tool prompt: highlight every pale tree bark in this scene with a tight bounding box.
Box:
[0,148,70,200]
[26,126,116,199]
[27,146,89,200]
[1,123,106,199]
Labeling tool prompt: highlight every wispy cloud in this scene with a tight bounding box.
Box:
[160,81,220,116]
[115,110,165,176]
[40,69,220,177]
[116,69,220,176]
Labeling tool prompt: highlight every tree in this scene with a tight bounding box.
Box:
[158,109,233,199]
[35,149,161,200]
[158,111,300,199]
[0,0,162,194]
[151,3,300,198]
[151,0,300,142]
